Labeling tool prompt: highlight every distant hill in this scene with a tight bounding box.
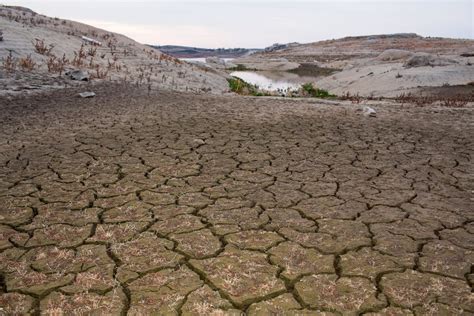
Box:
[151,45,262,58]
[253,33,474,63]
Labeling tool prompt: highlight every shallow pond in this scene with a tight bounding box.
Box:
[230,71,316,92]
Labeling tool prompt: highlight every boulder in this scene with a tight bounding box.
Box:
[66,70,89,81]
[377,49,413,62]
[363,106,377,117]
[78,91,96,98]
[404,53,457,68]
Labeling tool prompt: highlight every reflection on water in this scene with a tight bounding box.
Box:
[230,71,315,91]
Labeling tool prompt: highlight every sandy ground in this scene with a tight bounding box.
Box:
[0,84,473,314]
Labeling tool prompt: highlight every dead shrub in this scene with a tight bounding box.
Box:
[340,92,362,104]
[72,44,87,67]
[87,47,97,57]
[2,51,16,73]
[33,38,54,55]
[92,65,108,79]
[47,54,68,75]
[18,54,36,71]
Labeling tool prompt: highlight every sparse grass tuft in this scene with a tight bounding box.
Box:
[394,92,470,107]
[339,92,362,104]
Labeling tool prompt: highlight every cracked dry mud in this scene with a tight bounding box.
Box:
[0,84,473,315]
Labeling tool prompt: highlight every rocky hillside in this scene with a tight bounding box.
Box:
[255,33,474,63]
[234,33,474,97]
[0,6,230,95]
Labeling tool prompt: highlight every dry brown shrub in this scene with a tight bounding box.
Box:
[18,54,36,71]
[33,38,54,55]
[47,53,68,75]
[2,50,16,73]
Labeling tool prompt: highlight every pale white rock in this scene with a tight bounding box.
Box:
[78,91,96,98]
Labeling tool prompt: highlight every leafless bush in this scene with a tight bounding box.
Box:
[33,39,54,55]
[88,57,95,68]
[72,44,87,67]
[2,51,16,73]
[92,65,108,79]
[18,54,36,71]
[87,47,97,57]
[107,38,117,53]
[107,58,115,70]
[47,54,68,75]
[0,30,3,41]
[340,92,362,104]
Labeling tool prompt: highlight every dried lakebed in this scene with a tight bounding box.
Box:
[0,84,473,315]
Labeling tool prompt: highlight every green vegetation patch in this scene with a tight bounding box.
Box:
[228,64,255,71]
[227,77,270,96]
[301,83,336,99]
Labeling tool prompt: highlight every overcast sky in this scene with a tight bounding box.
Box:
[2,0,473,48]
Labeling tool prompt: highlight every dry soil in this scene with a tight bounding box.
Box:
[0,84,473,315]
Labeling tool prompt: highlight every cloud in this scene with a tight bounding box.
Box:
[76,19,231,47]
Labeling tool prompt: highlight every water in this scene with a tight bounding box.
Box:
[181,59,321,92]
[180,57,235,64]
[230,71,315,92]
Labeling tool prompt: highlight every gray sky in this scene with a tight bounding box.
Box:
[2,0,473,48]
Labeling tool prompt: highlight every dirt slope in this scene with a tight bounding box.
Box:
[0,5,229,95]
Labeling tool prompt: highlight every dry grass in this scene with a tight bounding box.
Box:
[339,92,362,104]
[394,92,471,107]
[45,289,122,315]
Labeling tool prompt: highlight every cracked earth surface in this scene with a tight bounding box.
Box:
[0,84,473,315]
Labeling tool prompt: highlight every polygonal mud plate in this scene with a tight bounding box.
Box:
[189,245,286,307]
[295,274,386,314]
